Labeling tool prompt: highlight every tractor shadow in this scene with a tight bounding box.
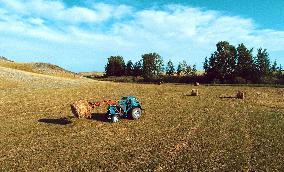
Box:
[91,113,109,122]
[38,117,72,125]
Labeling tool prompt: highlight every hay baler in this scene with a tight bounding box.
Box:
[95,96,143,123]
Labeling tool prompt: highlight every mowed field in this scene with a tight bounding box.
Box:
[0,66,284,171]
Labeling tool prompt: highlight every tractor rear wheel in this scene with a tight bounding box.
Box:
[131,108,142,120]
[111,115,119,123]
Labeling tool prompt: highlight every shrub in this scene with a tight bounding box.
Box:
[233,77,247,84]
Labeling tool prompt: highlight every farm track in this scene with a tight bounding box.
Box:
[0,66,283,171]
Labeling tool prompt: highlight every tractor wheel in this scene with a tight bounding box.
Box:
[131,108,142,120]
[111,115,119,123]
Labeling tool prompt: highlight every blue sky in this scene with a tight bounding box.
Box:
[0,0,283,72]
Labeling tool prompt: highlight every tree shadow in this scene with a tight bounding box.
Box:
[38,117,72,125]
[90,113,109,122]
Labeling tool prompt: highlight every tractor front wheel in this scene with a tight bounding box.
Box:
[111,115,119,123]
[131,108,142,120]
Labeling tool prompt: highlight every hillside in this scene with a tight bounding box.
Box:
[0,56,96,90]
[0,57,77,79]
[0,66,95,90]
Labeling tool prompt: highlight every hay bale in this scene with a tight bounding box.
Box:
[191,89,198,96]
[71,100,94,119]
[236,91,245,99]
[194,82,200,86]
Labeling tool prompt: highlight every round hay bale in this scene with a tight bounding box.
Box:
[71,100,94,119]
[191,89,198,96]
[194,82,200,86]
[236,91,245,99]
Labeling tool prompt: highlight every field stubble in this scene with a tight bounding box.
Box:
[0,72,283,171]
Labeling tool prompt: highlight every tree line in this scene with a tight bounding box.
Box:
[204,41,283,84]
[105,53,197,81]
[104,41,283,84]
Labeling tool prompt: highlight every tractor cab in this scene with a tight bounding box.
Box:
[106,96,143,123]
[119,96,141,111]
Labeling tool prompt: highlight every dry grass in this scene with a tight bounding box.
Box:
[0,77,19,89]
[0,61,77,78]
[0,70,283,171]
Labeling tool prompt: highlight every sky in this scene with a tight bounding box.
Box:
[0,0,283,72]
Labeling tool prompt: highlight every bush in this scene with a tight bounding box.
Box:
[212,79,221,84]
[161,75,206,84]
[98,76,144,83]
[233,77,247,84]
[277,77,284,85]
[259,76,279,84]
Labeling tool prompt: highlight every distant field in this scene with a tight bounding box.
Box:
[79,71,105,77]
[0,66,283,171]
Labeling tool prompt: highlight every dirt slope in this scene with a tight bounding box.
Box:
[0,57,77,78]
[0,66,94,90]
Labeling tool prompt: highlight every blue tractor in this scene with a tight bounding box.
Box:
[102,96,143,123]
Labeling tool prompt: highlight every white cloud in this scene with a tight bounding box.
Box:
[0,1,283,71]
[0,0,132,24]
[28,17,44,26]
[0,0,26,12]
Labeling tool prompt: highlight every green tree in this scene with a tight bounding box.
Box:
[277,65,283,84]
[236,43,255,82]
[203,57,209,73]
[154,55,164,75]
[206,41,237,83]
[277,64,283,77]
[125,60,134,76]
[177,64,182,76]
[105,56,126,76]
[192,64,197,76]
[133,60,143,76]
[166,60,175,76]
[177,60,187,76]
[255,48,271,80]
[185,65,192,76]
[142,53,164,80]
[271,60,278,74]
